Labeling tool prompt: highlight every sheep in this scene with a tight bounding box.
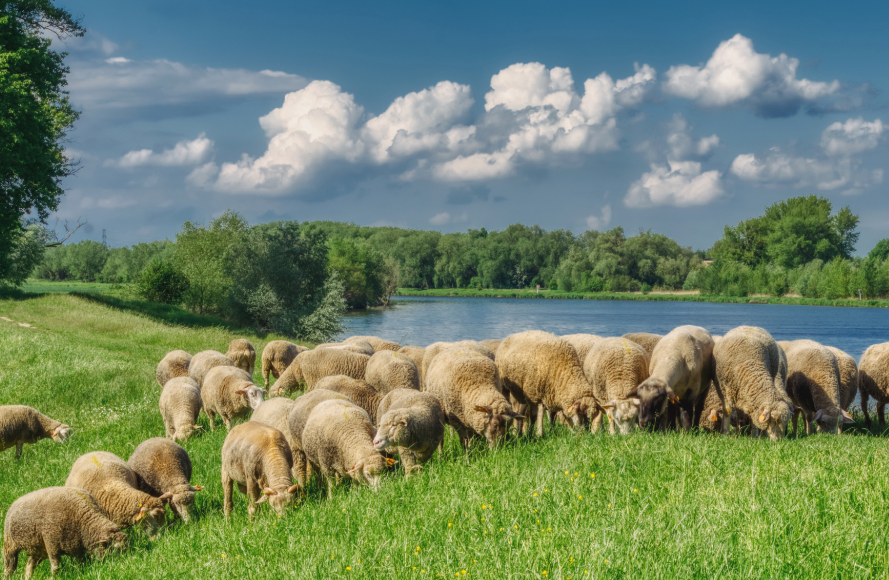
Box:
[201,366,265,431]
[316,340,375,356]
[346,335,400,352]
[3,487,128,579]
[712,326,793,441]
[561,334,602,367]
[365,350,421,394]
[158,377,202,442]
[581,337,650,434]
[857,342,889,428]
[285,389,355,488]
[314,375,383,423]
[188,350,234,389]
[425,347,521,447]
[631,325,715,431]
[779,340,852,435]
[479,339,502,355]
[696,382,730,432]
[275,348,371,395]
[301,399,389,498]
[128,438,202,523]
[221,422,299,519]
[156,350,191,387]
[374,389,445,475]
[496,330,598,436]
[225,339,256,377]
[421,341,494,385]
[250,397,300,482]
[621,333,663,357]
[397,345,426,371]
[0,406,72,459]
[827,346,859,412]
[261,341,308,390]
[65,451,166,538]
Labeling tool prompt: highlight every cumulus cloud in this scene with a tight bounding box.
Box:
[586,205,612,230]
[428,211,468,226]
[820,117,885,156]
[112,134,214,168]
[666,115,719,160]
[663,34,840,118]
[626,161,724,207]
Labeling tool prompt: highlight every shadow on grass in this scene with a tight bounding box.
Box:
[0,287,45,301]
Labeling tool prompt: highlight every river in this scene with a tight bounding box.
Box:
[340,296,888,361]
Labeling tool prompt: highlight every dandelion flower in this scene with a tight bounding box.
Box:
[533,493,538,497]
[590,473,595,478]
[633,489,638,493]
[448,522,453,527]
[346,567,352,571]
[578,495,583,499]
[564,471,569,475]
[574,471,578,476]
[221,553,226,558]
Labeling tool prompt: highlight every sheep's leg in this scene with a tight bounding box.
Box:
[804,412,813,435]
[262,363,271,390]
[292,450,307,489]
[326,476,336,499]
[26,554,42,580]
[205,410,216,432]
[608,416,616,435]
[679,408,692,431]
[535,403,545,438]
[792,408,801,436]
[401,451,418,477]
[46,554,59,579]
[3,545,19,579]
[246,479,259,520]
[222,470,233,519]
[222,415,232,431]
[861,390,872,428]
[878,402,886,426]
[590,410,603,433]
[15,443,22,460]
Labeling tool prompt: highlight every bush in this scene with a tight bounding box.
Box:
[641,283,652,294]
[135,262,190,304]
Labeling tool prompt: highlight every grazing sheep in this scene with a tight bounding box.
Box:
[277,348,371,394]
[621,333,663,357]
[128,438,201,523]
[3,487,128,579]
[496,331,598,436]
[365,350,421,394]
[562,334,602,367]
[632,326,715,431]
[65,452,166,538]
[156,350,191,387]
[347,335,400,352]
[827,346,859,412]
[397,345,426,371]
[261,341,307,390]
[425,347,521,447]
[285,389,355,488]
[226,339,256,377]
[480,339,502,355]
[779,340,852,434]
[221,422,299,519]
[696,383,731,433]
[159,377,203,442]
[712,326,793,441]
[582,338,650,434]
[421,341,494,386]
[0,406,72,459]
[316,340,375,356]
[188,350,234,390]
[314,375,383,423]
[251,397,299,482]
[374,389,445,475]
[302,399,388,497]
[201,366,265,431]
[857,342,889,428]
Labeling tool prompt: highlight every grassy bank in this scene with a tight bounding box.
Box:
[2,293,889,578]
[398,287,889,308]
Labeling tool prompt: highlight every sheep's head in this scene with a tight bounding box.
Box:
[134,504,166,539]
[236,385,266,410]
[92,528,128,558]
[813,407,854,434]
[751,401,792,441]
[348,455,387,489]
[474,405,523,447]
[255,485,300,516]
[563,397,599,429]
[704,407,732,432]
[602,398,640,434]
[374,410,410,451]
[160,486,202,523]
[628,379,678,429]
[51,424,72,443]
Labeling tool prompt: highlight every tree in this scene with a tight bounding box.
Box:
[328,237,386,309]
[1,1,83,285]
[0,220,45,286]
[135,261,189,304]
[868,239,889,262]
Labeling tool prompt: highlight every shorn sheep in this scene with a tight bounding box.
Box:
[188,350,234,390]
[365,350,421,394]
[712,326,793,441]
[156,350,191,387]
[621,333,662,357]
[275,348,371,394]
[128,438,202,523]
[286,389,356,488]
[582,337,650,434]
[201,366,265,431]
[0,405,72,459]
[225,339,256,377]
[261,341,307,389]
[3,487,128,579]
[221,422,299,519]
[858,342,889,428]
[158,377,203,442]
[779,340,852,434]
[374,389,445,475]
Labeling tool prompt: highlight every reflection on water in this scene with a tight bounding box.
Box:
[341,296,889,361]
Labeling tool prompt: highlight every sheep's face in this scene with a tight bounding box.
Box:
[238,386,265,410]
[256,485,300,516]
[474,405,522,447]
[630,379,678,429]
[136,506,166,539]
[752,403,791,441]
[564,398,598,429]
[374,411,409,451]
[604,399,640,435]
[171,491,196,522]
[703,407,730,432]
[349,456,386,489]
[51,424,72,443]
[92,530,128,558]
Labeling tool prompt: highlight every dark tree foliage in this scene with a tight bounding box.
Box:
[328,237,386,309]
[868,239,889,262]
[135,261,189,305]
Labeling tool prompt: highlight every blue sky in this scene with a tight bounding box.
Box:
[53,0,889,251]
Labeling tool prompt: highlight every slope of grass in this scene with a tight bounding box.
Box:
[1,293,889,579]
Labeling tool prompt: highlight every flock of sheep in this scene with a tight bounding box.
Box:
[3,326,889,578]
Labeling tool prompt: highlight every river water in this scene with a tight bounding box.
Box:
[340,296,888,361]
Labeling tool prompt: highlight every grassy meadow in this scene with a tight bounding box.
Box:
[2,290,889,578]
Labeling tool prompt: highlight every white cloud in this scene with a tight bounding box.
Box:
[626,161,724,207]
[820,117,884,156]
[663,34,840,117]
[112,134,214,168]
[585,205,612,230]
[428,211,468,226]
[666,115,719,160]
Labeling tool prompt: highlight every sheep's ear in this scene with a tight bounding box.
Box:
[158,492,174,502]
[708,409,719,422]
[474,405,493,415]
[665,387,680,404]
[190,486,203,492]
[385,457,398,467]
[277,388,284,396]
[193,424,204,430]
[255,495,269,504]
[626,386,639,398]
[503,410,524,419]
[287,485,300,494]
[134,506,148,522]
[813,409,823,422]
[347,461,363,474]
[263,487,277,496]
[601,403,615,410]
[759,408,771,422]
[841,410,854,424]
[235,389,247,395]
[398,418,409,427]
[566,404,575,413]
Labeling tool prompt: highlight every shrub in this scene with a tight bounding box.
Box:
[135,262,190,304]
[641,283,652,294]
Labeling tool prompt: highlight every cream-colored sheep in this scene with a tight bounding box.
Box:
[285,390,355,488]
[3,487,127,579]
[226,339,256,377]
[779,340,852,434]
[561,334,602,367]
[420,341,494,386]
[621,333,663,357]
[712,326,793,441]
[276,348,371,394]
[156,350,191,387]
[346,335,400,352]
[827,346,858,412]
[0,405,71,459]
[188,350,234,389]
[302,399,389,498]
[582,338,650,434]
[397,345,426,371]
[425,347,521,447]
[221,422,299,519]
[857,342,889,428]
[261,341,307,390]
[201,366,265,431]
[696,383,731,432]
[496,330,597,436]
[250,397,300,482]
[65,451,166,538]
[316,340,375,356]
[374,389,445,475]
[159,377,202,442]
[128,438,201,523]
[365,350,420,394]
[314,375,383,423]
[479,339,502,355]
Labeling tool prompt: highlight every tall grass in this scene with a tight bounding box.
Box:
[1,293,888,579]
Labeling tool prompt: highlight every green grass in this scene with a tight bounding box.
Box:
[399,287,889,308]
[2,293,889,579]
[19,279,119,295]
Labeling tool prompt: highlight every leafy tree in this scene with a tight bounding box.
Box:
[135,261,189,304]
[868,239,889,262]
[0,220,45,286]
[1,0,83,285]
[328,237,386,309]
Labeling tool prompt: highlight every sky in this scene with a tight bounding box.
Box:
[50,0,889,252]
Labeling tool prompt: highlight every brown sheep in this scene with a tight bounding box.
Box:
[156,350,191,387]
[621,332,663,357]
[128,438,201,523]
[201,366,265,431]
[188,350,234,390]
[314,375,383,423]
[365,350,421,394]
[158,377,202,442]
[285,389,355,488]
[779,340,852,434]
[0,406,72,460]
[582,338,650,434]
[858,342,889,428]
[261,341,308,390]
[374,389,445,475]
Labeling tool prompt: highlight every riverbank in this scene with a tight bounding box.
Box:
[397,287,889,308]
